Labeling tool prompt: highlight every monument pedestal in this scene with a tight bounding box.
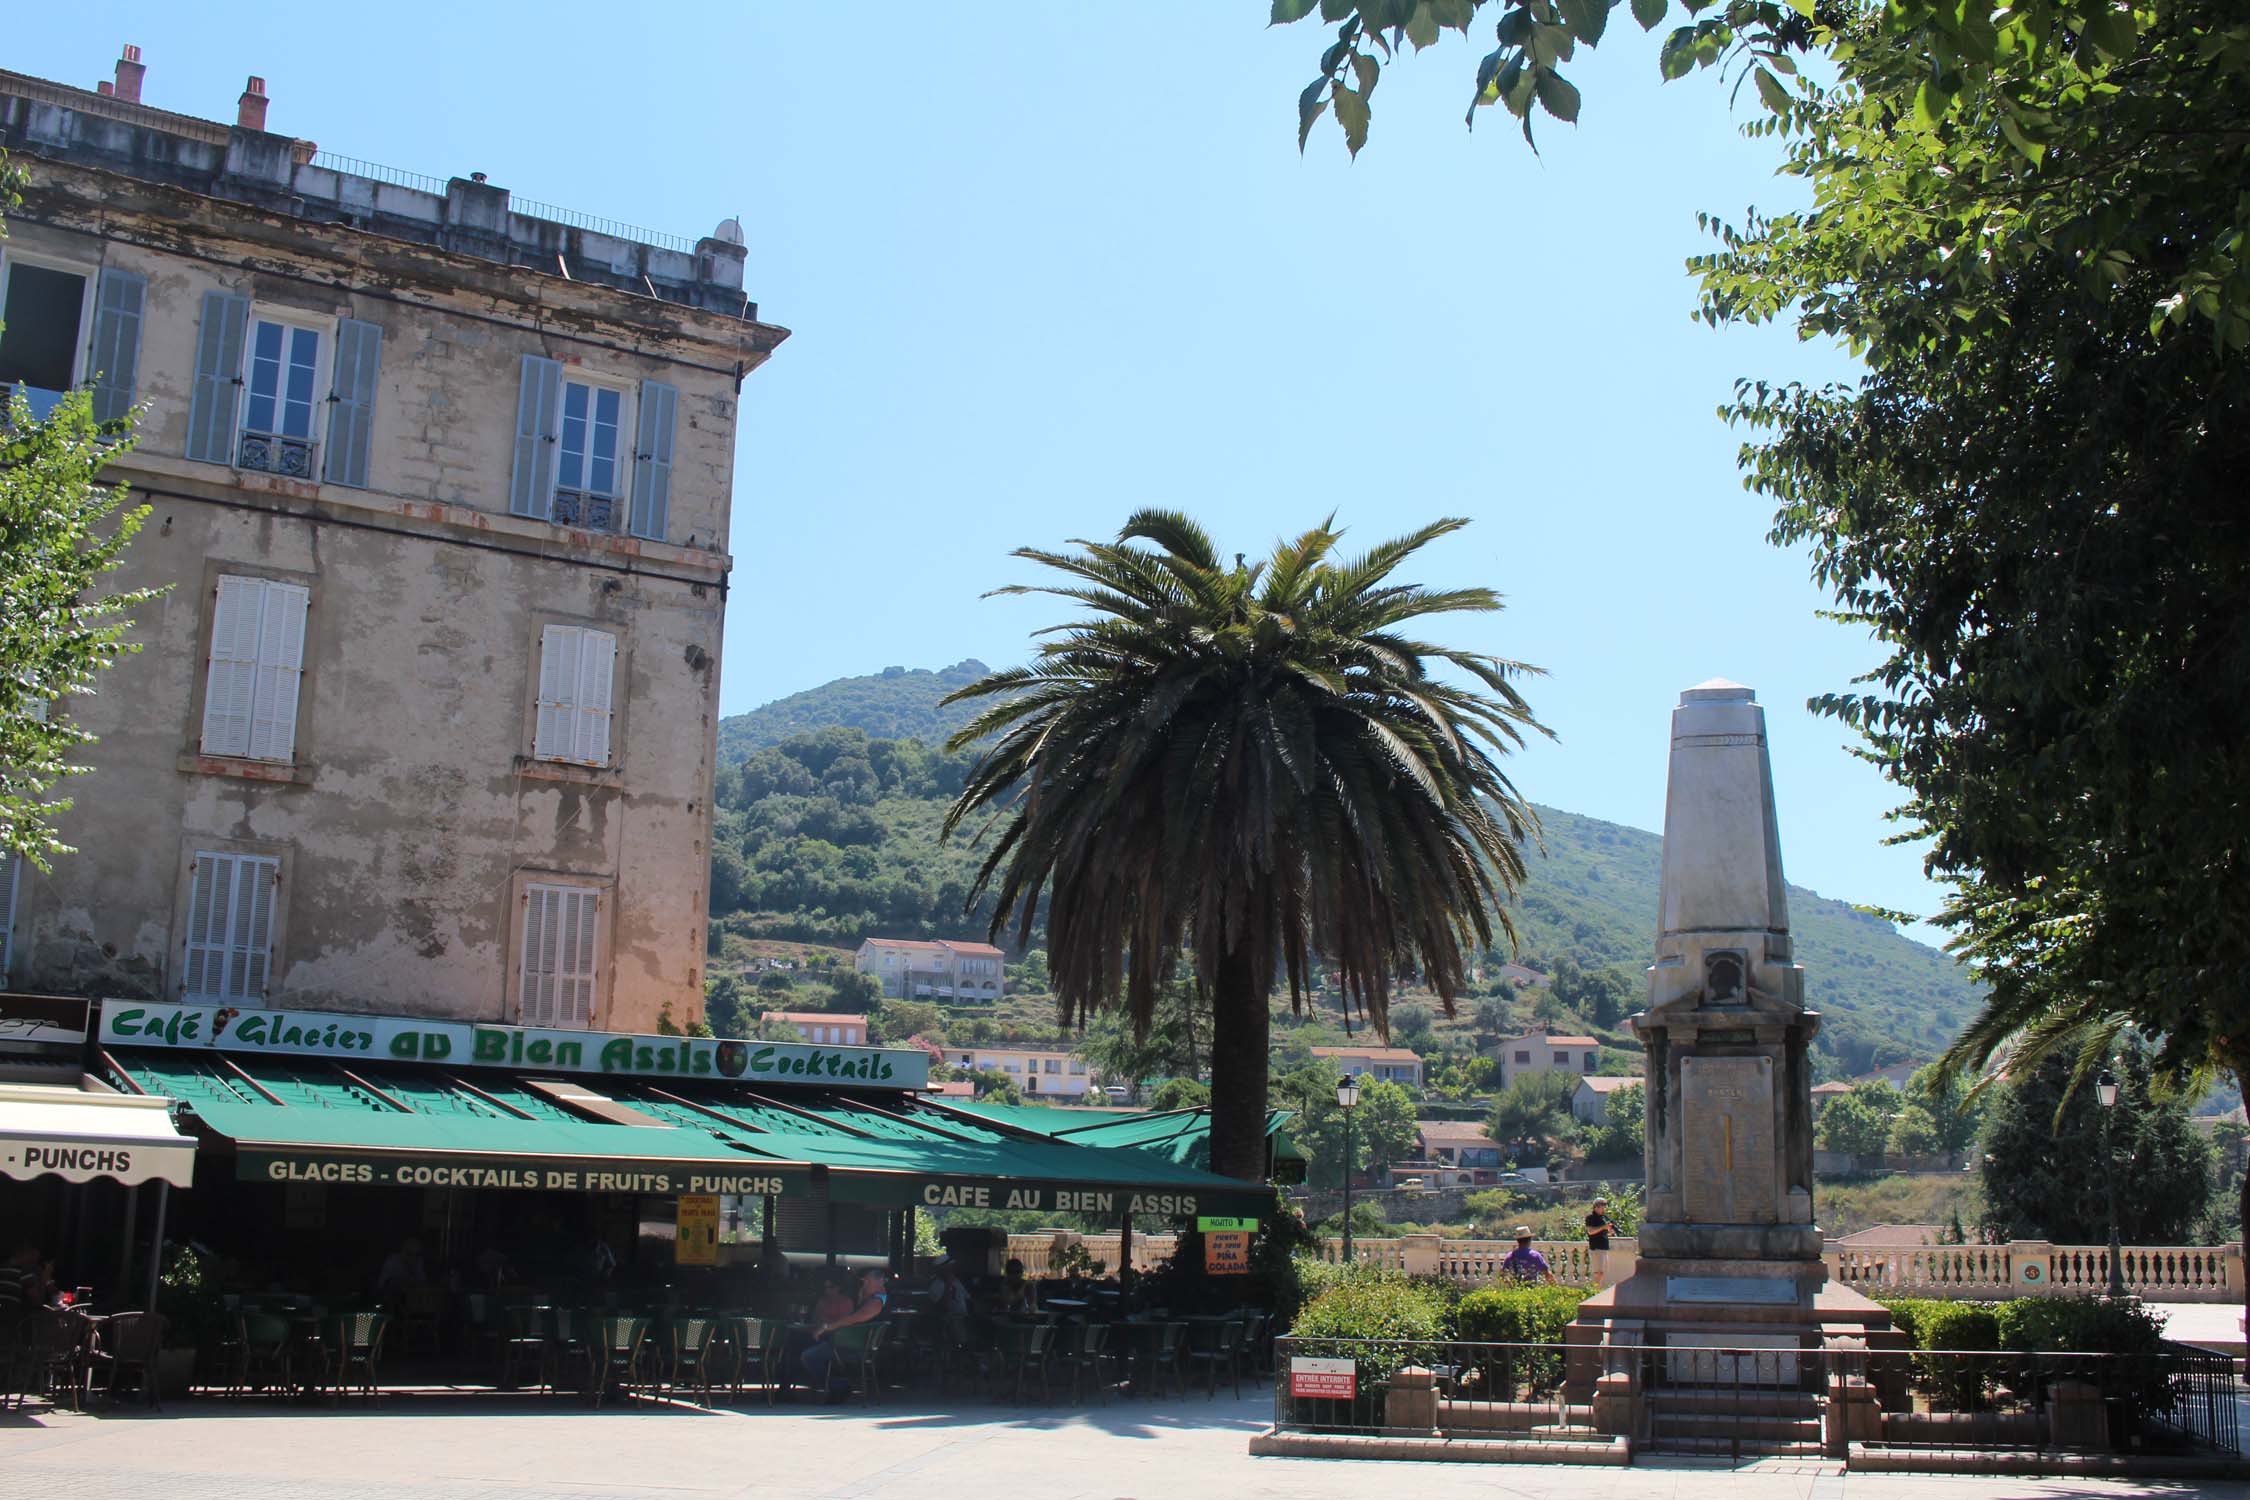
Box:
[1561,682,1912,1417]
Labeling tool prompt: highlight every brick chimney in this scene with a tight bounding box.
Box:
[113,44,145,105]
[237,76,269,132]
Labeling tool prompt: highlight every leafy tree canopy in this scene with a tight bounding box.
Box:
[1275,1058,1424,1187]
[0,372,156,867]
[1978,1046,2213,1244]
[1484,1069,1580,1163]
[1816,1081,1898,1158]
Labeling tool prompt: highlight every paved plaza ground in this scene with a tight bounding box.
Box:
[4,1389,2246,1500]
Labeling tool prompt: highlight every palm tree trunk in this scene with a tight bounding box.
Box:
[1208,945,1270,1182]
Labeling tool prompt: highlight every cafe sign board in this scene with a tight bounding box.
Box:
[675,1194,721,1266]
[1289,1356,1356,1400]
[236,1149,803,1197]
[99,1000,930,1092]
[1204,1229,1251,1275]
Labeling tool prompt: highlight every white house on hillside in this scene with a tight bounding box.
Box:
[1490,1032,1602,1090]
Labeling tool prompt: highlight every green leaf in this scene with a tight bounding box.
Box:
[1431,0,1474,26]
[1913,74,1952,129]
[2081,7,2137,63]
[1558,0,1610,45]
[1783,0,1813,16]
[1321,0,1357,18]
[1271,0,1321,21]
[1754,65,1789,114]
[1406,1,1440,49]
[1536,71,1581,122]
[1496,58,1530,115]
[1298,79,1331,151]
[1352,51,1380,95]
[1333,82,1373,155]
[1494,8,1535,46]
[1658,25,1697,79]
[1632,0,1666,27]
[1997,111,2045,167]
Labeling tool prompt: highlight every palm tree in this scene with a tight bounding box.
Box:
[940,511,1547,1181]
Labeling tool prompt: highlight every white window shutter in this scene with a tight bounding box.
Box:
[247,583,309,762]
[520,885,555,1025]
[560,888,598,1024]
[533,626,575,762]
[575,630,615,766]
[201,579,259,757]
[183,852,278,1001]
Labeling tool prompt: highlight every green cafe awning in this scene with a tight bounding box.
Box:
[936,1100,1306,1172]
[109,1049,810,1197]
[105,1050,1272,1215]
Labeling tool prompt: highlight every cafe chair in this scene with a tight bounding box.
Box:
[399,1285,444,1359]
[1236,1311,1272,1377]
[585,1315,649,1407]
[1054,1322,1112,1406]
[827,1321,891,1406]
[328,1313,389,1404]
[1184,1319,1244,1399]
[239,1310,295,1397]
[991,1321,1054,1405]
[662,1317,722,1406]
[84,1311,167,1408]
[542,1308,592,1397]
[724,1316,783,1405]
[1145,1322,1187,1400]
[497,1304,547,1391]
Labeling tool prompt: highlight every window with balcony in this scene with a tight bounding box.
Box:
[237,316,325,478]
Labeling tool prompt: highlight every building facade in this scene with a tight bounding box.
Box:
[1308,1045,1424,1088]
[1490,1032,1602,1090]
[1571,1074,1641,1125]
[0,52,786,1034]
[947,1046,1092,1097]
[763,1011,870,1048]
[855,938,1004,1001]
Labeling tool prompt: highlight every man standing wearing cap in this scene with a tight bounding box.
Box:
[1501,1227,1554,1284]
[1584,1197,1612,1282]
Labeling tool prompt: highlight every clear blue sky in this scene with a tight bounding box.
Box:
[14,6,1947,938]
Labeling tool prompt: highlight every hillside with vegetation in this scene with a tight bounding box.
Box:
[716,660,990,760]
[707,671,1986,1075]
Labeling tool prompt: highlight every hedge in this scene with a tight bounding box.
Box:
[1287,1278,1450,1392]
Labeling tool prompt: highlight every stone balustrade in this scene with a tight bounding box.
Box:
[1296,1233,2245,1303]
[995,1226,2240,1303]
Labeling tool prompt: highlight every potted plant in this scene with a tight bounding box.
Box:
[155,1243,226,1398]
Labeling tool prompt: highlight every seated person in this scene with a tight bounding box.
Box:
[778,1273,859,1387]
[801,1267,889,1399]
[926,1257,970,1318]
[993,1258,1034,1317]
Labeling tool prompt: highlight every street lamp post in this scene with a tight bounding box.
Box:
[1337,1073,1361,1263]
[2097,1067,2125,1299]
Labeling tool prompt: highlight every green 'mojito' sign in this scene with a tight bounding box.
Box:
[1196,1216,1258,1232]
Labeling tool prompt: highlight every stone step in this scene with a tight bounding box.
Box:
[1651,1390,1821,1415]
[1651,1411,1824,1444]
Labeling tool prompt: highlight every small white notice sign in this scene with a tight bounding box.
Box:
[1289,1356,1356,1400]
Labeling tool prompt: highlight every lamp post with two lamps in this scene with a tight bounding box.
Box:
[2097,1067,2126,1299]
[1337,1073,1361,1263]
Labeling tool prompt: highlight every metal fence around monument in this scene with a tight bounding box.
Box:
[1270,1336,2241,1467]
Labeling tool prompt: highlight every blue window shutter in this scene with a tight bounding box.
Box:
[89,268,148,425]
[323,317,382,488]
[510,355,563,518]
[629,379,677,541]
[185,290,250,463]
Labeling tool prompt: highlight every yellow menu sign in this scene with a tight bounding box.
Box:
[676,1194,720,1266]
[1205,1230,1251,1275]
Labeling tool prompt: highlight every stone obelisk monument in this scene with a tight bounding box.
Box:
[1568,680,1893,1371]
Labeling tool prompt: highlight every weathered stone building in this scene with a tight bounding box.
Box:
[0,49,788,1032]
